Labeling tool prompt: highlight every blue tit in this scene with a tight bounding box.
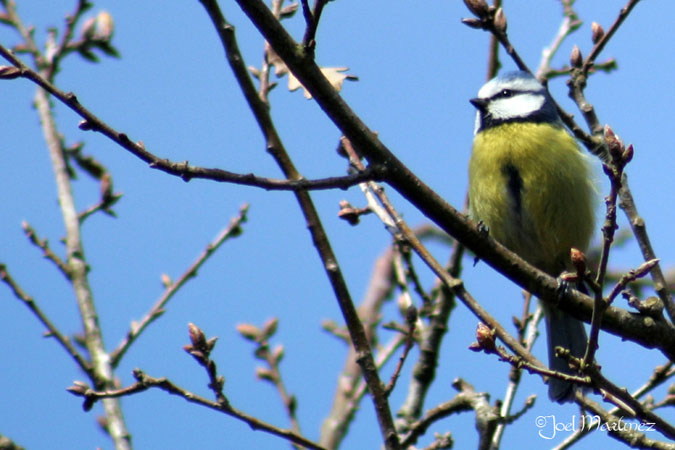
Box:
[468,70,595,403]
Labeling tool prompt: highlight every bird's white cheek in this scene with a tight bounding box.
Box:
[490,94,545,120]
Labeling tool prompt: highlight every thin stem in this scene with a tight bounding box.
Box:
[109,204,249,367]
[0,44,380,192]
[44,0,92,81]
[69,369,326,450]
[490,303,544,448]
[554,362,675,448]
[536,1,581,80]
[618,176,675,323]
[0,264,92,376]
[320,246,396,449]
[21,221,71,279]
[230,0,675,361]
[35,81,131,450]
[197,1,399,447]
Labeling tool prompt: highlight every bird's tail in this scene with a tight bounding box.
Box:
[544,307,588,403]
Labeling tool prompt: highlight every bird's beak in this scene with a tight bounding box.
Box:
[470,97,488,111]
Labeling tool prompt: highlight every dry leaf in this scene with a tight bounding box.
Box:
[288,67,358,99]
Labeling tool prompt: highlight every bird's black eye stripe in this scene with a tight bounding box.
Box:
[495,89,513,99]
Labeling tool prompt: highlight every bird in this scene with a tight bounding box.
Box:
[467,70,595,402]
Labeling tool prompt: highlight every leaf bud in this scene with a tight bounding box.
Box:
[0,65,21,79]
[591,22,605,44]
[570,45,583,68]
[570,247,587,275]
[493,8,507,33]
[463,0,489,18]
[461,18,483,29]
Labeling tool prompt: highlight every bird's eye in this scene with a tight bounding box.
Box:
[497,89,513,98]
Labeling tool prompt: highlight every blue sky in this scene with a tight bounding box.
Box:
[1,1,673,449]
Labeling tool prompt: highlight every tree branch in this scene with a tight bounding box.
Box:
[34,80,131,450]
[109,204,249,367]
[67,368,325,450]
[0,45,382,192]
[228,0,675,361]
[197,1,400,447]
[0,264,92,376]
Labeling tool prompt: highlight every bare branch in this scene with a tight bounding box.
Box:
[300,0,328,51]
[536,1,582,80]
[197,2,400,447]
[555,362,675,448]
[43,0,93,81]
[67,368,326,450]
[571,396,675,450]
[33,68,131,449]
[4,0,671,383]
[400,378,500,449]
[0,45,382,192]
[237,317,302,439]
[21,221,70,279]
[0,264,92,376]
[383,307,418,397]
[475,330,675,441]
[319,246,395,448]
[109,204,250,367]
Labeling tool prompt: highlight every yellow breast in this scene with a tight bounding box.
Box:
[468,122,595,275]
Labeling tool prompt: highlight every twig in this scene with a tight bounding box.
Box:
[564,396,675,450]
[461,3,530,73]
[398,244,433,308]
[34,68,131,450]
[21,221,70,279]
[319,246,395,449]
[542,59,617,80]
[580,364,675,440]
[77,193,122,223]
[581,0,640,77]
[383,307,417,397]
[258,0,284,105]
[184,323,228,405]
[1,0,45,66]
[469,326,589,387]
[2,2,131,447]
[301,0,328,51]
[237,318,302,440]
[67,368,325,450]
[469,317,675,441]
[0,45,381,192]
[396,224,463,430]
[605,258,659,305]
[536,0,581,80]
[43,0,92,81]
[485,0,502,80]
[632,362,675,401]
[0,264,92,376]
[197,2,400,448]
[581,127,627,366]
[109,204,249,367]
[554,362,675,448]
[322,331,418,448]
[490,302,544,448]
[618,177,675,323]
[400,378,500,449]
